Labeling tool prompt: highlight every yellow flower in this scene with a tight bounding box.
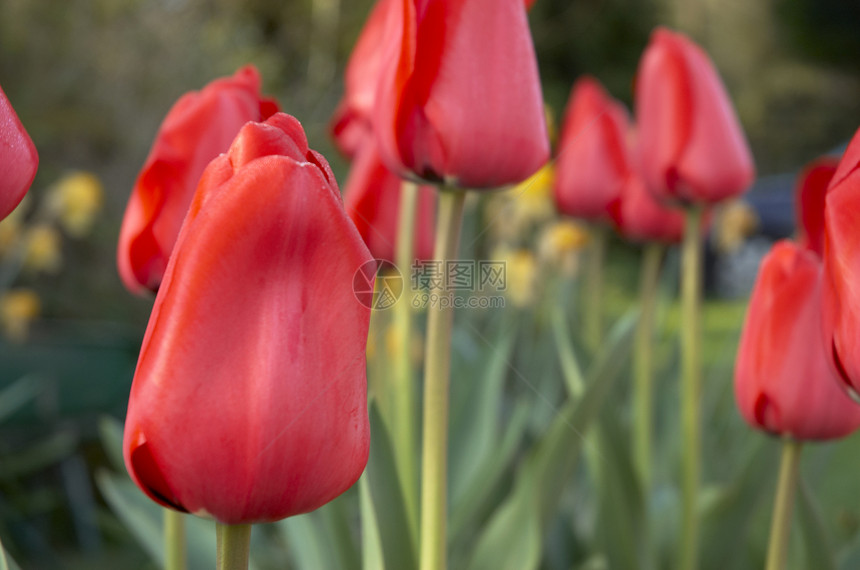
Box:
[493,246,538,309]
[0,195,31,256]
[0,289,40,342]
[23,225,62,274]
[46,172,104,237]
[715,200,759,254]
[487,164,556,243]
[537,220,590,277]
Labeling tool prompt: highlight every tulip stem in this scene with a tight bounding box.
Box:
[584,224,607,351]
[393,180,419,542]
[679,205,704,570]
[765,439,803,570]
[419,187,466,570]
[216,523,252,570]
[634,242,664,569]
[164,509,187,570]
[633,243,664,488]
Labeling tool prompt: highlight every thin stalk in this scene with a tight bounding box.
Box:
[392,181,420,542]
[216,523,252,570]
[765,439,803,570]
[584,225,607,351]
[679,205,704,570]
[634,242,664,570]
[419,188,467,570]
[164,509,187,570]
[633,242,664,491]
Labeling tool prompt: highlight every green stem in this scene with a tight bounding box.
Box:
[216,523,252,570]
[679,205,704,570]
[419,188,467,570]
[393,180,419,542]
[584,225,607,351]
[765,439,803,570]
[164,509,187,570]
[633,243,664,491]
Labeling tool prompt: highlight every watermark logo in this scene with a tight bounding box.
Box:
[354,259,508,310]
[352,259,403,310]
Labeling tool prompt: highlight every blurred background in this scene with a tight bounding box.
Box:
[0,0,859,567]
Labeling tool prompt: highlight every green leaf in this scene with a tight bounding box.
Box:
[551,312,586,398]
[797,476,837,570]
[0,375,42,423]
[699,436,778,570]
[0,534,21,570]
[360,475,385,570]
[449,400,530,539]
[592,413,644,570]
[449,327,516,509]
[465,484,541,570]
[98,415,126,473]
[96,469,233,570]
[529,311,637,527]
[277,494,359,570]
[364,404,417,570]
[467,312,637,570]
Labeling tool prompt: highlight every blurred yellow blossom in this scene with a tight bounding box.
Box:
[0,289,40,342]
[23,225,62,274]
[0,195,31,256]
[538,220,590,277]
[715,200,758,254]
[493,246,538,309]
[487,163,555,243]
[46,171,104,237]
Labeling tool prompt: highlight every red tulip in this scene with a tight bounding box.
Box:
[344,141,436,262]
[372,0,549,189]
[822,129,860,396]
[795,157,838,256]
[634,27,754,204]
[554,76,631,222]
[0,84,38,220]
[123,113,372,524]
[735,240,860,440]
[610,174,686,244]
[118,65,279,295]
[330,0,398,159]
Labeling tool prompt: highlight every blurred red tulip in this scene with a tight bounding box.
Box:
[344,141,436,262]
[0,84,38,220]
[554,76,631,222]
[635,27,754,204]
[795,157,838,256]
[735,240,860,440]
[118,65,279,295]
[372,0,549,189]
[330,0,397,158]
[823,129,860,397]
[123,113,372,524]
[610,174,686,244]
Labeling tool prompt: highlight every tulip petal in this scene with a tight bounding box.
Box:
[0,85,38,220]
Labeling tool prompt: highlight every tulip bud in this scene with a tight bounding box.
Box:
[0,84,38,220]
[343,141,436,263]
[554,77,630,222]
[735,240,860,440]
[123,113,373,524]
[372,0,549,189]
[118,65,279,295]
[635,27,754,204]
